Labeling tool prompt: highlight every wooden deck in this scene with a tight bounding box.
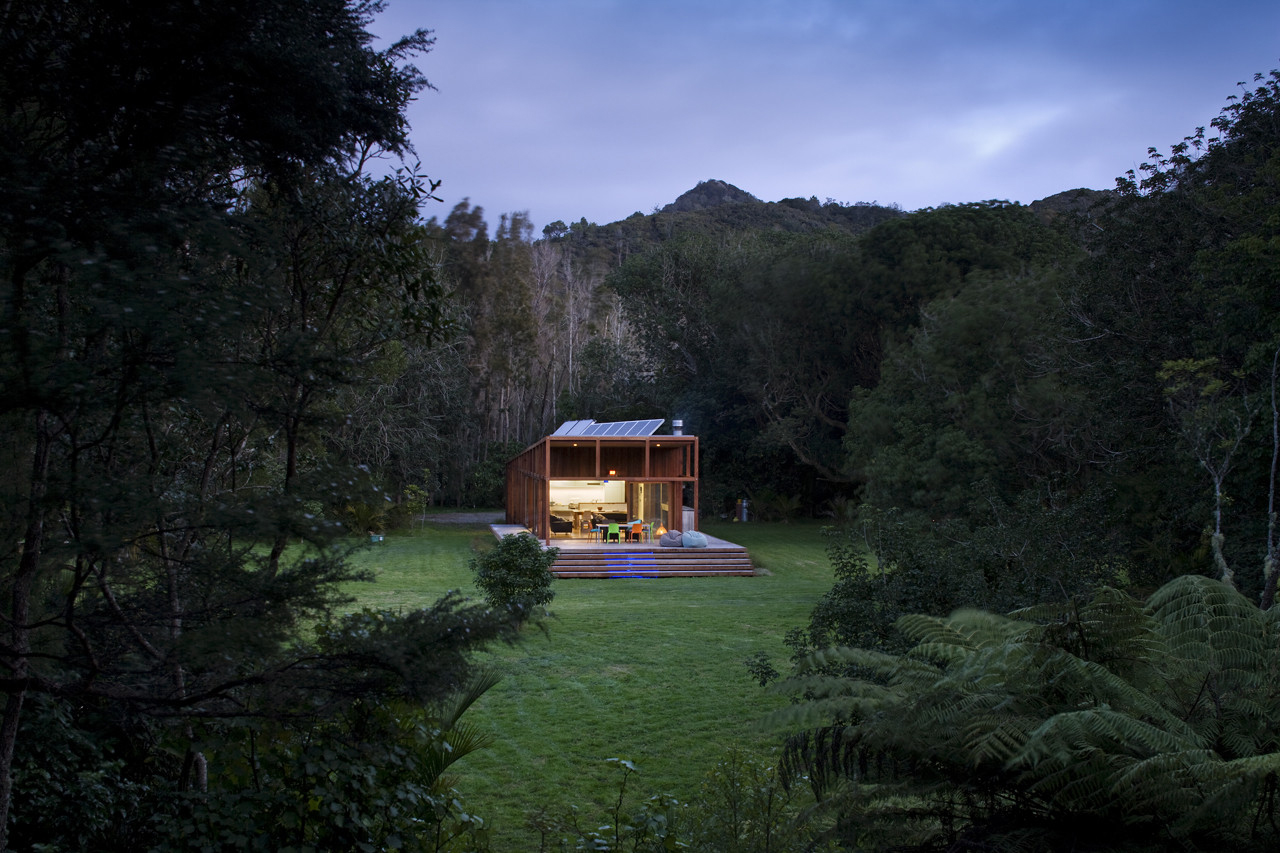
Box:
[490,525,755,578]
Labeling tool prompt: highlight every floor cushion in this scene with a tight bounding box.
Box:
[659,530,684,547]
[682,530,708,548]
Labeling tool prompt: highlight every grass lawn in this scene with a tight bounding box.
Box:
[343,517,834,848]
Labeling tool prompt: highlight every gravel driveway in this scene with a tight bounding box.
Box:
[423,511,504,524]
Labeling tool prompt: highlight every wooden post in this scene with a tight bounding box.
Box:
[543,437,551,545]
[692,436,700,531]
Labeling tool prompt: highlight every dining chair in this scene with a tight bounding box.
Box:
[629,522,643,543]
[607,523,620,543]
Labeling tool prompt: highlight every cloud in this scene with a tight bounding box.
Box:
[374,0,1280,231]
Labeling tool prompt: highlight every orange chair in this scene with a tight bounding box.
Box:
[628,522,643,543]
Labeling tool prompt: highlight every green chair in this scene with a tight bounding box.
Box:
[607,523,620,543]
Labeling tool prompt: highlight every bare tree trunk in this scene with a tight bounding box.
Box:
[1210,465,1238,590]
[0,410,54,852]
[1262,347,1280,609]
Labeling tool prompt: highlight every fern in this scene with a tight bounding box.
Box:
[776,575,1280,850]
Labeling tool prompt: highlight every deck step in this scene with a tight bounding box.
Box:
[550,547,754,578]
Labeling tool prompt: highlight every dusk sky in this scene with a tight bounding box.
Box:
[369,1,1280,235]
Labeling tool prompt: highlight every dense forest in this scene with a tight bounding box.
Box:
[5,0,1280,849]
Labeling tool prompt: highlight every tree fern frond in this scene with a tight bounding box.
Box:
[1076,587,1161,661]
[909,640,976,666]
[1215,707,1273,759]
[763,695,896,730]
[1109,748,1229,835]
[1008,600,1075,623]
[899,608,1030,648]
[1204,751,1280,783]
[797,644,907,675]
[895,612,971,646]
[1177,753,1280,834]
[948,607,1036,636]
[775,672,899,702]
[1022,747,1122,810]
[1017,708,1201,766]
[963,715,1037,765]
[1148,575,1269,673]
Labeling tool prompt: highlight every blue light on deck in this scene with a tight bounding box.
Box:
[602,550,658,578]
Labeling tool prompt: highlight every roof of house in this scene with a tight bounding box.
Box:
[551,419,665,437]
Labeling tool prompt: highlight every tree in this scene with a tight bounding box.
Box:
[0,1,513,847]
[607,203,1075,503]
[1067,70,1280,595]
[1158,358,1259,588]
[845,265,1090,521]
[773,575,1280,852]
[790,483,1127,659]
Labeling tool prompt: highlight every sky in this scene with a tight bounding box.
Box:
[368,0,1280,235]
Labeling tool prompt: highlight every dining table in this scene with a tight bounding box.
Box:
[592,521,651,543]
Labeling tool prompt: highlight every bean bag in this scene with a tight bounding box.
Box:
[659,530,684,547]
[682,530,708,548]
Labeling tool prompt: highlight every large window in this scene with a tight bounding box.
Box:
[547,480,674,537]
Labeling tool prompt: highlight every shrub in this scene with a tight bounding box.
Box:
[689,749,818,852]
[525,758,685,853]
[342,500,389,535]
[469,533,558,620]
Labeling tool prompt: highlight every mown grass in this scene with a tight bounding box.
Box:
[343,517,834,848]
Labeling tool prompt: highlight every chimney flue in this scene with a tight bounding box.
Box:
[672,419,683,436]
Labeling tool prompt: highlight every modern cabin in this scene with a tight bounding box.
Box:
[505,419,698,546]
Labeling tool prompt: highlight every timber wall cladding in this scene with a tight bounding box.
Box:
[546,443,691,479]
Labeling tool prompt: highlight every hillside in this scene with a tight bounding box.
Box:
[551,178,908,267]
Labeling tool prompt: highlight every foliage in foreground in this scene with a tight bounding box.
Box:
[773,574,1280,851]
[10,605,514,852]
[527,752,825,852]
[0,0,530,848]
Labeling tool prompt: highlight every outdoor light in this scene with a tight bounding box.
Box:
[608,469,616,476]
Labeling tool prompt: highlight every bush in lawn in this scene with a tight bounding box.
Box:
[470,533,558,621]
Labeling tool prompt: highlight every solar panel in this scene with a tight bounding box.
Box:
[552,419,666,437]
[622,419,665,436]
[553,419,595,436]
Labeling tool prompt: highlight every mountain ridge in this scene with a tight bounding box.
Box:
[653,179,1110,226]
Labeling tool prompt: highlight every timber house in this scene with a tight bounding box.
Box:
[502,419,753,577]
